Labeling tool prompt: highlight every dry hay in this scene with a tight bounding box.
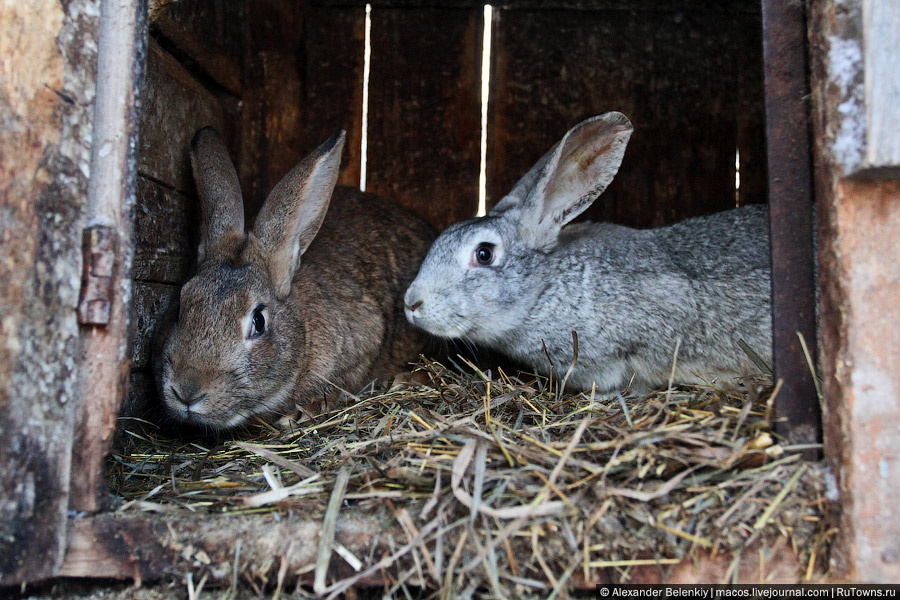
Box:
[110,357,836,597]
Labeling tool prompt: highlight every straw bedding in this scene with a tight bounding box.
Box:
[110,357,835,597]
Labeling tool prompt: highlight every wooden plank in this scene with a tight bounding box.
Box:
[862,0,900,174]
[69,0,148,516]
[131,282,179,371]
[139,39,231,195]
[303,6,367,188]
[810,0,900,178]
[312,0,759,11]
[133,176,196,284]
[487,9,754,228]
[735,9,768,207]
[123,280,178,428]
[810,0,900,581]
[118,371,154,429]
[0,0,106,584]
[60,512,803,585]
[814,179,900,581]
[151,0,244,96]
[365,7,482,230]
[61,512,390,584]
[238,0,306,217]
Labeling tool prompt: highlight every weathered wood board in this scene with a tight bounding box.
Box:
[487,7,765,227]
[0,0,99,584]
[810,0,900,581]
[131,282,180,371]
[152,0,244,96]
[238,0,306,217]
[59,512,804,586]
[365,7,483,230]
[303,6,367,188]
[133,177,197,284]
[139,39,232,195]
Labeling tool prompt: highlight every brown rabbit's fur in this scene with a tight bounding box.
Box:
[154,129,435,430]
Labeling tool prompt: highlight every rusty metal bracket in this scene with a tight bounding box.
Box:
[761,0,821,456]
[77,225,118,326]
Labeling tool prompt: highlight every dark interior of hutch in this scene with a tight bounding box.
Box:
[128,0,769,433]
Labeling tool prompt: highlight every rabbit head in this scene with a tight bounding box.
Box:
[404,112,633,347]
[155,127,343,429]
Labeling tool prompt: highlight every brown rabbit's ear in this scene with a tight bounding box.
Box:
[190,127,246,263]
[252,130,345,298]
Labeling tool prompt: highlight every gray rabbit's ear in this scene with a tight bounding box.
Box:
[191,127,246,263]
[493,112,632,250]
[252,130,345,298]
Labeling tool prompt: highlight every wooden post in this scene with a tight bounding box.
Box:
[69,0,148,514]
[0,0,103,584]
[809,0,900,581]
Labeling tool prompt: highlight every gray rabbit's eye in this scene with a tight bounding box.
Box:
[249,305,266,340]
[474,243,495,266]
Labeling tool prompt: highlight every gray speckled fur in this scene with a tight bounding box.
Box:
[405,112,771,393]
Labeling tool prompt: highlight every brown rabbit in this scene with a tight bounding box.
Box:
[153,128,435,430]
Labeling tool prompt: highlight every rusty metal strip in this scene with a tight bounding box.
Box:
[761,0,821,455]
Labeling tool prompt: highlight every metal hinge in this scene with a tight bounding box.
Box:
[77,225,118,326]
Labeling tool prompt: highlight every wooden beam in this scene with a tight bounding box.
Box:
[0,0,107,584]
[69,0,148,516]
[861,1,900,175]
[60,513,390,585]
[809,0,900,580]
[60,512,804,587]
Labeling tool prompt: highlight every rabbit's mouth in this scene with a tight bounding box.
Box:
[406,305,473,340]
[165,397,213,426]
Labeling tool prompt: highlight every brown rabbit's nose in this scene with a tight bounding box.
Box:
[407,299,423,312]
[172,383,205,408]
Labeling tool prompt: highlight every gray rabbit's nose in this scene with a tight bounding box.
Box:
[407,299,423,312]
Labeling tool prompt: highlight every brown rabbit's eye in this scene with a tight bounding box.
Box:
[474,243,495,266]
[249,306,266,340]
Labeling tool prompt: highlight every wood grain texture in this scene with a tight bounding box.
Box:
[760,0,819,454]
[487,8,763,227]
[304,6,367,188]
[238,0,306,218]
[139,39,230,195]
[0,0,99,584]
[811,0,900,177]
[861,0,900,175]
[69,0,148,515]
[365,7,483,230]
[131,282,179,372]
[152,0,245,96]
[134,176,197,284]
[312,0,758,11]
[59,511,802,585]
[810,0,900,580]
[735,10,768,207]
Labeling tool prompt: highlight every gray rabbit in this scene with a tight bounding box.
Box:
[154,128,435,429]
[404,112,771,394]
